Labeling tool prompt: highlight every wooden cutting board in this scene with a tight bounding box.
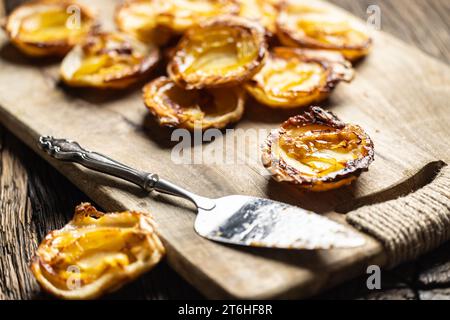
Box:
[0,0,449,299]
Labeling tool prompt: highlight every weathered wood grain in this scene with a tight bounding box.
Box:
[0,130,39,300]
[0,0,449,300]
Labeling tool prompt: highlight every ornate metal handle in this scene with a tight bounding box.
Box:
[39,136,158,192]
[38,136,215,210]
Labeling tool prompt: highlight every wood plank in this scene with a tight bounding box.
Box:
[0,0,449,299]
[0,130,39,300]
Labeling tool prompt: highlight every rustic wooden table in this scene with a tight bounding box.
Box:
[0,0,449,300]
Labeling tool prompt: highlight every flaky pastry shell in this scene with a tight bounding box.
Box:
[155,0,240,33]
[30,203,165,300]
[143,76,245,130]
[262,106,374,191]
[245,47,354,108]
[114,0,172,45]
[276,0,372,61]
[167,15,268,90]
[60,32,159,89]
[3,0,97,57]
[115,0,239,44]
[238,0,279,35]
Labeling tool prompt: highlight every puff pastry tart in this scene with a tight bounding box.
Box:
[60,32,159,89]
[262,106,374,191]
[276,0,372,61]
[3,0,97,57]
[115,0,239,43]
[167,16,268,89]
[245,47,354,108]
[238,0,279,35]
[143,76,245,130]
[114,0,172,45]
[154,0,240,34]
[30,203,165,300]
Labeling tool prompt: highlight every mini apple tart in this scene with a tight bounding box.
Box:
[238,0,279,35]
[245,47,354,108]
[262,106,374,191]
[3,0,97,57]
[114,0,172,45]
[276,0,372,61]
[155,0,240,34]
[30,203,165,300]
[143,76,245,130]
[167,16,268,89]
[60,32,159,89]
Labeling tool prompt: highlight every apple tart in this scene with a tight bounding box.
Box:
[115,0,239,43]
[154,0,240,34]
[262,106,374,191]
[245,47,354,108]
[30,203,165,300]
[114,0,172,45]
[143,76,245,130]
[238,0,279,35]
[276,0,372,61]
[60,32,159,89]
[167,16,268,89]
[3,0,97,57]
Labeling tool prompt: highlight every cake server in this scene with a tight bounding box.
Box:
[39,136,365,250]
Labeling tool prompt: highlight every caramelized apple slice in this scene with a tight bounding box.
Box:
[245,47,354,108]
[115,0,172,45]
[143,76,245,130]
[60,32,159,89]
[30,203,165,300]
[262,106,374,191]
[276,0,372,61]
[3,0,97,57]
[167,16,268,89]
[238,0,279,35]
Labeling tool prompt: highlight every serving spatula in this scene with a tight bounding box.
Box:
[39,136,365,250]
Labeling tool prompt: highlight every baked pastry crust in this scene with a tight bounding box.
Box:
[30,203,165,300]
[262,106,374,191]
[3,0,97,57]
[245,47,354,108]
[143,76,245,130]
[276,0,372,61]
[167,15,268,89]
[60,32,159,89]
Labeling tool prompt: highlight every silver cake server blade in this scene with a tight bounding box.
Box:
[39,136,365,250]
[196,196,364,249]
